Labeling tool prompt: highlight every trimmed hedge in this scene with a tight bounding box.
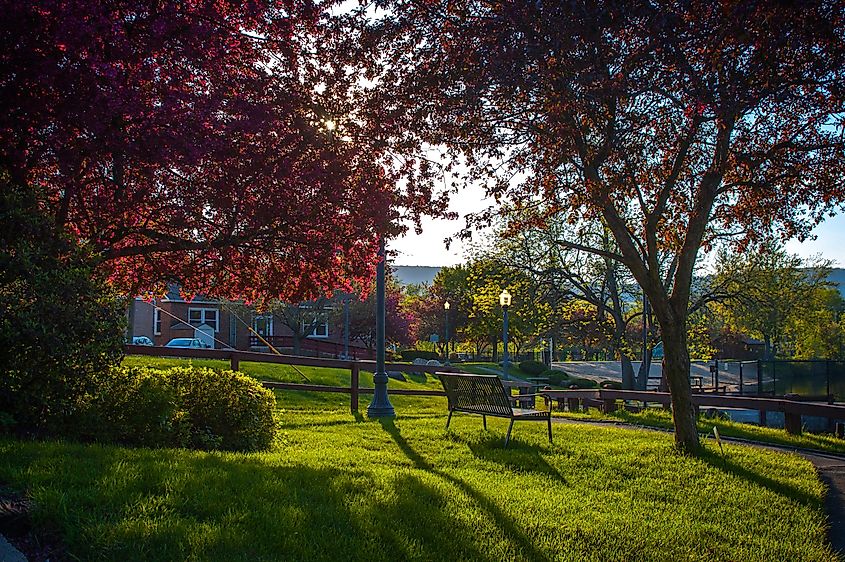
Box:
[600,380,623,390]
[542,369,570,386]
[400,350,440,362]
[567,377,600,389]
[519,360,547,376]
[75,366,278,452]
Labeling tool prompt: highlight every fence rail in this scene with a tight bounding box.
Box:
[125,344,453,413]
[542,389,845,435]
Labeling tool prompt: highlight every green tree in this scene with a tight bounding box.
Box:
[785,287,845,359]
[0,175,126,433]
[713,244,833,360]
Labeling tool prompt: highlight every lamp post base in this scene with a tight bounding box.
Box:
[367,372,395,417]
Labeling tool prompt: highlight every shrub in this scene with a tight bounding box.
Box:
[542,369,570,386]
[600,380,623,390]
[166,367,278,451]
[75,367,186,448]
[400,350,440,362]
[567,377,600,389]
[75,366,278,452]
[519,360,547,376]
[0,178,125,434]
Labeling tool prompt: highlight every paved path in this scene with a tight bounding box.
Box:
[0,533,26,562]
[554,417,845,557]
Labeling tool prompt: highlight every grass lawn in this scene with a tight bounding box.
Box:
[557,406,845,455]
[0,412,836,561]
[0,356,837,560]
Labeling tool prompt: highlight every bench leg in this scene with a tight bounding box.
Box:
[505,419,515,447]
[483,415,487,430]
[547,415,552,444]
[446,410,453,429]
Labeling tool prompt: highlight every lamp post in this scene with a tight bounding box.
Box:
[342,293,351,360]
[367,238,395,417]
[444,301,450,362]
[500,289,511,380]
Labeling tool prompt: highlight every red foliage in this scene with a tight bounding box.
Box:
[0,1,419,301]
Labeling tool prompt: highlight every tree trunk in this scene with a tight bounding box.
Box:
[293,335,301,356]
[656,315,699,453]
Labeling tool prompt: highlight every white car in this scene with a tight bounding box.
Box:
[131,336,154,346]
[164,338,211,349]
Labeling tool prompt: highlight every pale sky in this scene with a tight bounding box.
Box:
[390,189,845,268]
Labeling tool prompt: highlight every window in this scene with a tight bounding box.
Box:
[188,307,218,332]
[302,312,329,338]
[153,308,162,335]
[253,315,273,337]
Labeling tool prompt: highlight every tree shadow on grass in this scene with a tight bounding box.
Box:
[378,419,552,562]
[4,441,497,561]
[698,449,823,508]
[466,435,567,485]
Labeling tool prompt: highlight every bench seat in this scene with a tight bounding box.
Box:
[437,372,552,446]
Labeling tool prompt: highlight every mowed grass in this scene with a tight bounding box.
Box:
[0,355,836,560]
[557,406,845,455]
[0,413,836,561]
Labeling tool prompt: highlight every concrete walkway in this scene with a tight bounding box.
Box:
[554,417,845,557]
[0,534,26,562]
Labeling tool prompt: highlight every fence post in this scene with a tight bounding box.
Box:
[739,362,744,396]
[350,362,359,414]
[827,360,832,402]
[230,351,240,372]
[772,360,777,396]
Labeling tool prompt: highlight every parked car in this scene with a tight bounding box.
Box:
[164,338,211,349]
[131,336,154,346]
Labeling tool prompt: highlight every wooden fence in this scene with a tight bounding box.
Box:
[125,344,451,413]
[126,346,845,435]
[543,389,845,435]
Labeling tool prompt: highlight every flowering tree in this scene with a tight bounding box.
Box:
[0,1,429,302]
[340,1,845,451]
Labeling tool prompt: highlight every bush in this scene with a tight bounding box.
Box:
[0,178,126,434]
[400,350,440,362]
[542,369,570,386]
[567,377,600,389]
[75,366,278,452]
[600,380,623,390]
[519,360,547,376]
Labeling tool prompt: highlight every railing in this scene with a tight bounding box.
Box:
[542,388,845,435]
[247,335,376,360]
[125,344,451,413]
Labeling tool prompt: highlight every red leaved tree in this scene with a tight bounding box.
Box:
[338,1,845,451]
[0,1,433,303]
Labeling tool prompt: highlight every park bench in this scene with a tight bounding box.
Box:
[437,372,552,447]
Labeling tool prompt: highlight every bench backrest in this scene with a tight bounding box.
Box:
[437,373,513,416]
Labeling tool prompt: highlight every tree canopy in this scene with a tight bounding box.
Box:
[1,1,432,302]
[341,0,845,451]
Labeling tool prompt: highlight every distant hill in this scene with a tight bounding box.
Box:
[393,266,441,286]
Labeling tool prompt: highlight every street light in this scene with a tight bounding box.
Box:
[367,238,395,417]
[500,289,511,380]
[444,301,450,362]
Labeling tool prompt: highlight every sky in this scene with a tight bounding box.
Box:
[389,188,845,268]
